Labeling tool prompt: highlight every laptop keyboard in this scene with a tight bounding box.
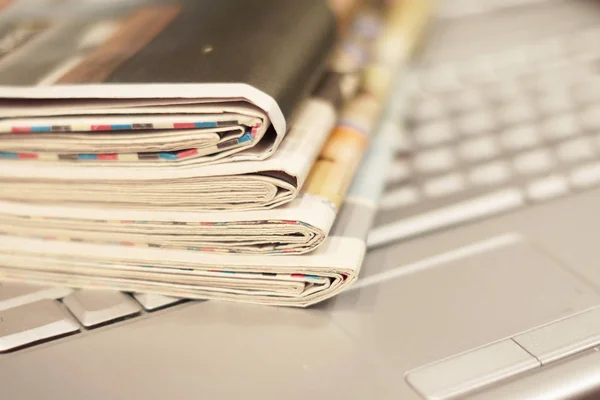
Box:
[2,6,600,355]
[0,281,186,353]
[368,25,600,248]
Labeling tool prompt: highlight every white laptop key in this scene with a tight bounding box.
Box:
[537,88,572,115]
[513,149,554,175]
[456,110,495,136]
[469,161,512,186]
[500,125,540,151]
[133,293,183,311]
[459,136,499,163]
[406,340,540,400]
[380,186,420,210]
[556,137,595,164]
[367,189,525,248]
[572,80,600,105]
[489,49,526,79]
[414,147,456,174]
[514,306,600,365]
[386,159,411,184]
[570,162,600,188]
[579,104,600,131]
[539,113,580,141]
[413,97,445,121]
[484,80,521,104]
[414,121,454,147]
[423,65,461,92]
[524,38,562,65]
[445,90,484,113]
[498,99,535,126]
[457,59,495,85]
[0,299,79,353]
[423,173,466,198]
[535,63,587,89]
[63,290,141,328]
[0,282,73,312]
[526,175,569,201]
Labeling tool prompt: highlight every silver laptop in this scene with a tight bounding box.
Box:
[3,0,600,399]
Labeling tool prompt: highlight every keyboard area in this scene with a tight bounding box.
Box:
[0,281,186,353]
[368,25,600,249]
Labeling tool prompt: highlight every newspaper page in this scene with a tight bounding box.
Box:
[0,3,389,251]
[0,0,338,209]
[0,0,432,307]
[0,82,406,307]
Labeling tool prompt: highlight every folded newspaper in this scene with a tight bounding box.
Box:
[0,0,432,306]
[0,82,405,306]
[0,0,337,210]
[0,3,395,254]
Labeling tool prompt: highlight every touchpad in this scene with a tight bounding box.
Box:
[326,234,600,379]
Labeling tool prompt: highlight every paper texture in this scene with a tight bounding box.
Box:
[0,98,335,211]
[0,0,432,306]
[0,84,406,307]
[0,0,340,209]
[0,1,280,164]
[0,3,392,252]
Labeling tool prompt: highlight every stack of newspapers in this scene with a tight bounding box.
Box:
[0,0,431,307]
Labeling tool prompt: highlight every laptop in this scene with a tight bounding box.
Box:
[3,0,600,399]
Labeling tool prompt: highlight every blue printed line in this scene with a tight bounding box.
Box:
[111,124,133,130]
[31,126,52,132]
[195,122,218,128]
[238,132,253,143]
[77,154,98,160]
[158,152,178,160]
[0,152,18,159]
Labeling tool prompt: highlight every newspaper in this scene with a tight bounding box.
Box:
[0,0,337,209]
[0,0,366,166]
[0,0,432,307]
[0,85,406,307]
[0,98,335,211]
[0,4,391,252]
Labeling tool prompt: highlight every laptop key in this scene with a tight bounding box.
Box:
[0,282,72,311]
[456,110,496,136]
[469,160,512,186]
[133,293,183,311]
[423,173,466,198]
[63,290,141,328]
[513,149,554,176]
[579,104,600,131]
[536,88,572,115]
[569,162,600,189]
[499,96,535,124]
[539,113,579,142]
[526,175,570,201]
[555,137,595,164]
[380,186,420,210]
[501,125,540,152]
[458,136,500,163]
[414,121,454,147]
[0,299,79,353]
[413,147,456,175]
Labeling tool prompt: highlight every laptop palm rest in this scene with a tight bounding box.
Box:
[326,235,600,399]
